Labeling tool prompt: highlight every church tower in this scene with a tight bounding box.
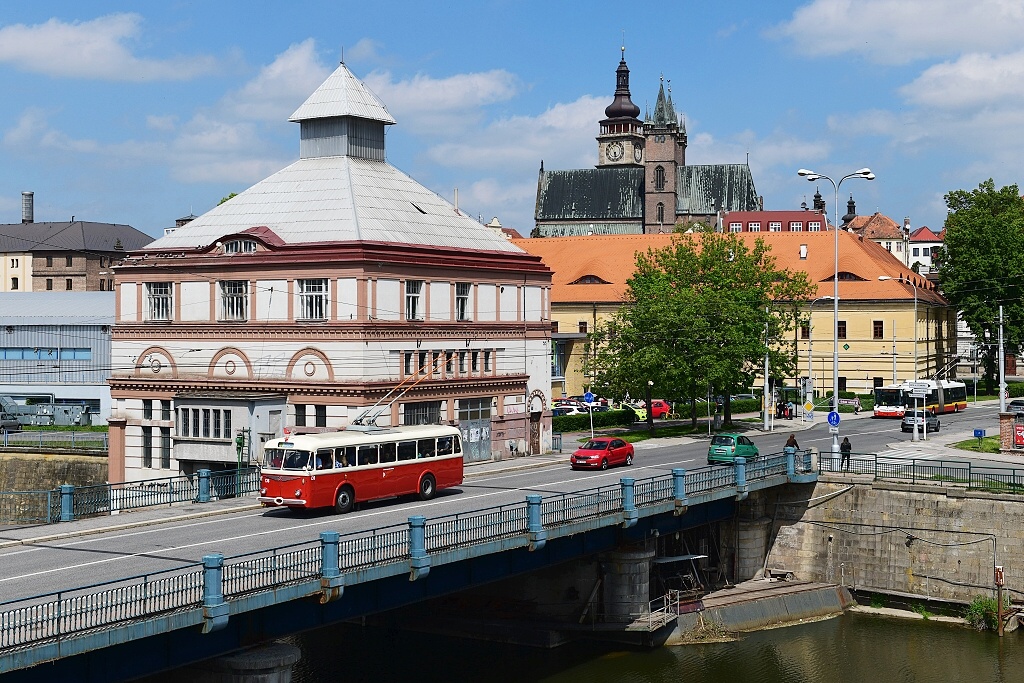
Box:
[596,48,644,170]
[643,76,686,232]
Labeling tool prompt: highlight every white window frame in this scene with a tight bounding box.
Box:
[145,282,173,321]
[406,280,424,320]
[808,221,821,232]
[729,222,742,233]
[455,282,471,321]
[769,222,781,232]
[219,280,248,322]
[298,278,328,320]
[223,239,257,254]
[748,222,761,232]
[789,222,803,232]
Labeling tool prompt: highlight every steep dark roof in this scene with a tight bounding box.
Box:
[676,164,759,215]
[536,167,644,221]
[0,222,153,253]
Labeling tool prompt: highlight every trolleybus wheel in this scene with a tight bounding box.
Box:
[335,485,355,514]
[418,474,436,501]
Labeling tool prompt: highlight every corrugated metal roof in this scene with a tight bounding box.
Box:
[289,63,396,125]
[677,164,759,215]
[0,222,153,253]
[143,156,523,253]
[535,167,644,221]
[536,222,642,237]
[0,292,114,325]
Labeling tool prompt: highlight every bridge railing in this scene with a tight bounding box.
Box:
[0,430,108,450]
[820,453,1024,494]
[0,453,805,655]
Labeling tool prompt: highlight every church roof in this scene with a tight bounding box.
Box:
[677,164,759,215]
[535,167,644,221]
[289,63,396,124]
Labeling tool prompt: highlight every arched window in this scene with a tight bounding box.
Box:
[656,202,665,224]
[654,165,666,191]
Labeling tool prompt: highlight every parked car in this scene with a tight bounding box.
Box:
[623,402,648,422]
[553,405,587,417]
[1008,399,1024,414]
[707,433,759,465]
[570,437,634,470]
[646,399,671,419]
[901,410,940,433]
[732,393,758,402]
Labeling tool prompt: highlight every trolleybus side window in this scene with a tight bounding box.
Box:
[380,442,397,463]
[398,440,417,461]
[418,438,436,458]
[358,444,378,465]
[316,448,332,469]
[283,450,310,470]
[437,435,455,456]
[337,446,355,467]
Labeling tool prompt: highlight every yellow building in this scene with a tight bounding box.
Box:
[513,230,955,400]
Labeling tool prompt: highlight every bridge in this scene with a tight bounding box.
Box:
[1,452,819,681]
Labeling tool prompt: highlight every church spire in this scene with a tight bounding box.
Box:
[652,74,669,125]
[604,46,641,120]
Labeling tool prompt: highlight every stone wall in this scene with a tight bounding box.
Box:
[760,478,1024,602]
[0,453,108,491]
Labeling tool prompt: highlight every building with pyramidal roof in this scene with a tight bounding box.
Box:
[108,63,554,482]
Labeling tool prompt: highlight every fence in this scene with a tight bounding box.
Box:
[820,452,1024,495]
[0,452,806,655]
[0,430,108,450]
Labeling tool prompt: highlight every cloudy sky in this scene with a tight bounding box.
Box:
[0,1,1021,238]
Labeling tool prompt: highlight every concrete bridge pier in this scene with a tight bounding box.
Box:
[185,641,301,683]
[600,547,656,621]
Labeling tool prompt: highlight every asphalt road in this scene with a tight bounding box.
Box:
[0,403,1009,606]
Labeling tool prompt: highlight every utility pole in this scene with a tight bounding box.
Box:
[892,323,897,384]
[764,316,770,432]
[999,305,1006,413]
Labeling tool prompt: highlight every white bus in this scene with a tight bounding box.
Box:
[873,380,968,418]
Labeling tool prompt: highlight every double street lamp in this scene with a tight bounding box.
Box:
[797,167,875,454]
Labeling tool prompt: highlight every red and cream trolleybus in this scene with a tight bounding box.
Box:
[258,424,464,513]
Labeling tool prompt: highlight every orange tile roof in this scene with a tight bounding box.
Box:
[847,212,904,240]
[511,231,946,306]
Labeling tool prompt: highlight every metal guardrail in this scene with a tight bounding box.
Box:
[0,430,108,450]
[0,452,805,658]
[820,453,1024,494]
[0,467,261,525]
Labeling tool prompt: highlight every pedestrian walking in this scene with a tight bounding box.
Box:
[840,436,852,470]
[854,397,861,415]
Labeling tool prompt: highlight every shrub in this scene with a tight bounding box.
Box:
[964,596,1000,631]
[551,409,635,433]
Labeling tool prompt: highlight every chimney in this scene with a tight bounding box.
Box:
[903,217,911,235]
[21,191,33,223]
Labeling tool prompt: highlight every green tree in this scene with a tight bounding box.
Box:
[218,192,238,205]
[587,232,814,426]
[938,179,1024,392]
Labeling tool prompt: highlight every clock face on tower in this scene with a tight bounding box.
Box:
[634,144,643,163]
[606,141,624,161]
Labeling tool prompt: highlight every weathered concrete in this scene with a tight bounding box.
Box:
[0,452,107,491]
[179,642,301,683]
[762,478,1023,603]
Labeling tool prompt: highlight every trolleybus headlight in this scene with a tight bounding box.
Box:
[295,489,302,498]
[260,487,266,495]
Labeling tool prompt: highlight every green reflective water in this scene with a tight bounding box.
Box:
[289,612,1023,683]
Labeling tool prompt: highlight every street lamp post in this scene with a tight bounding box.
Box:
[879,275,919,441]
[797,167,875,454]
[806,295,833,421]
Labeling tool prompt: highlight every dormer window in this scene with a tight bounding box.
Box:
[223,239,257,254]
[569,275,610,285]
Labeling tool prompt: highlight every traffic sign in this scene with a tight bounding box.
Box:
[804,401,813,412]
[583,391,595,403]
[974,429,986,439]
[827,411,841,427]
[829,426,839,434]
[908,381,930,390]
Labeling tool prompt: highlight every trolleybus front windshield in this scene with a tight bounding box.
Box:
[263,448,311,470]
[874,388,905,408]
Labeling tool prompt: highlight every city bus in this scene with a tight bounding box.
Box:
[258,424,464,513]
[873,380,968,418]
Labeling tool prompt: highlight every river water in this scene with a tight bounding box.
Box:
[287,611,1022,683]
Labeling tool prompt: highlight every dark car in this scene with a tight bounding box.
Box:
[570,437,634,470]
[901,410,940,433]
[1008,399,1024,414]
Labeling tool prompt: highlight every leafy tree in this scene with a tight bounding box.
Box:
[587,232,814,426]
[218,192,238,206]
[938,179,1024,392]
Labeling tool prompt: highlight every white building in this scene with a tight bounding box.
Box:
[108,63,553,482]
[908,225,944,274]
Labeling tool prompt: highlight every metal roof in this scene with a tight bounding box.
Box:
[143,155,523,253]
[0,222,153,253]
[289,63,396,125]
[0,292,114,325]
[676,164,759,215]
[535,167,644,221]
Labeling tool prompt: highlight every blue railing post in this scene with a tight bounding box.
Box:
[672,468,689,514]
[197,469,211,503]
[201,553,229,633]
[786,448,796,477]
[620,478,637,528]
[319,531,344,602]
[735,457,748,500]
[59,484,74,522]
[408,515,431,580]
[527,494,547,551]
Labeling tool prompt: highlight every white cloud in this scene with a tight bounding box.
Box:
[3,108,49,146]
[900,51,1024,108]
[364,69,521,132]
[220,39,331,122]
[773,0,1024,65]
[146,115,177,132]
[346,38,384,65]
[0,14,219,81]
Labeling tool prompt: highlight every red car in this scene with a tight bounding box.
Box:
[646,399,671,419]
[570,437,634,470]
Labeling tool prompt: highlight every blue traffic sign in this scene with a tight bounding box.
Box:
[827,411,841,427]
[974,429,986,439]
[583,391,595,403]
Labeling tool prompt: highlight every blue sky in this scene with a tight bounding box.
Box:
[1,1,1022,238]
